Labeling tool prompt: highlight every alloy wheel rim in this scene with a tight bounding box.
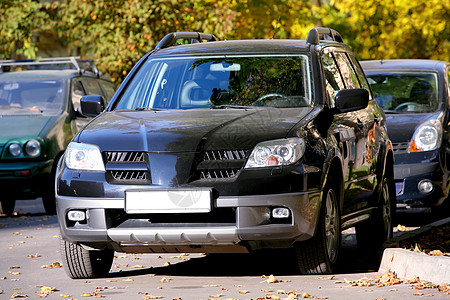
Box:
[325,188,339,263]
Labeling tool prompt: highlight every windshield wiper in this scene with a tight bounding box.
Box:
[210,105,251,109]
[135,107,163,111]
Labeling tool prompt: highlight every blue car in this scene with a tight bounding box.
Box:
[361,59,450,212]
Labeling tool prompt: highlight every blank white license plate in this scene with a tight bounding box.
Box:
[125,188,212,213]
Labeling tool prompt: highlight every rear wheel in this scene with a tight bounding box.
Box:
[356,177,394,250]
[295,180,341,274]
[0,197,16,216]
[60,239,114,279]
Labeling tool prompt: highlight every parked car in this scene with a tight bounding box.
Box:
[361,59,450,212]
[0,57,115,215]
[56,28,395,278]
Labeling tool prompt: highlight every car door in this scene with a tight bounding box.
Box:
[321,49,375,214]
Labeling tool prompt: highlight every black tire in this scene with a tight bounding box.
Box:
[42,192,56,215]
[42,167,57,215]
[356,177,394,250]
[60,239,114,279]
[0,197,16,216]
[295,180,341,274]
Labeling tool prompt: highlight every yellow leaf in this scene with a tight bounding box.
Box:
[266,274,279,283]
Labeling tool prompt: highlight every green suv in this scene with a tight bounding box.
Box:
[0,58,115,215]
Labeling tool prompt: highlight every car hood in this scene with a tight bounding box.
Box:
[385,112,436,143]
[0,115,53,144]
[78,108,314,152]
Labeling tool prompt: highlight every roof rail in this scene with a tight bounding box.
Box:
[0,57,99,75]
[155,32,218,50]
[306,27,343,45]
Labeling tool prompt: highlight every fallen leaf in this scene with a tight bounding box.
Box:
[9,266,20,269]
[238,290,249,294]
[397,224,408,231]
[301,292,313,298]
[52,262,62,268]
[10,292,27,298]
[267,274,279,283]
[81,293,92,297]
[160,277,171,283]
[28,253,41,258]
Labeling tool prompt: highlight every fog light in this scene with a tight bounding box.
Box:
[272,207,290,218]
[67,210,86,222]
[418,180,433,194]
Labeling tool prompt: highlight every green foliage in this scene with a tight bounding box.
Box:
[0,0,448,82]
[45,0,236,82]
[0,0,47,59]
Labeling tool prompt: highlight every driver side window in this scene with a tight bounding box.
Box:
[321,52,345,107]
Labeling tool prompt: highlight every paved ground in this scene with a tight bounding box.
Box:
[0,199,448,299]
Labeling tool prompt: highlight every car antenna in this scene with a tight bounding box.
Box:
[271,16,281,39]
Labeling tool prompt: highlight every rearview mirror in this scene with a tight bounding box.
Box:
[80,95,106,117]
[334,88,369,114]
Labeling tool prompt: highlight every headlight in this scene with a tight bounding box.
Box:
[410,120,442,152]
[245,138,306,168]
[25,140,41,157]
[9,143,22,157]
[65,142,105,171]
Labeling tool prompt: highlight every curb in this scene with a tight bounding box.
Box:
[379,216,450,285]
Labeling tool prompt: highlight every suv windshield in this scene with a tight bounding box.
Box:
[366,72,438,113]
[114,55,311,110]
[0,78,66,115]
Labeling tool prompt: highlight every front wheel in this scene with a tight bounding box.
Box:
[356,177,394,250]
[60,239,114,279]
[295,180,341,274]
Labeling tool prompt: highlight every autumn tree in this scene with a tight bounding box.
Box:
[325,0,450,60]
[45,0,236,82]
[0,0,47,59]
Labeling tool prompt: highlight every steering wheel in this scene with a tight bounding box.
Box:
[394,102,421,111]
[253,93,288,106]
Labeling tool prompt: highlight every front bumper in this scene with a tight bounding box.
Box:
[0,160,53,198]
[394,161,445,207]
[56,190,321,253]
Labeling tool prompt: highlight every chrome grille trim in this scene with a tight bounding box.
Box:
[200,169,240,179]
[392,142,409,154]
[204,150,247,161]
[105,151,145,163]
[110,170,148,182]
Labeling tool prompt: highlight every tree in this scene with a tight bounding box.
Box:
[45,0,236,83]
[325,0,450,60]
[0,0,47,59]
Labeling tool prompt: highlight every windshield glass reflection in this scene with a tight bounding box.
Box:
[115,55,311,110]
[0,78,65,115]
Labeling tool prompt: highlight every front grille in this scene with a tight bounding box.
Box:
[392,142,409,154]
[109,170,148,182]
[204,150,247,161]
[195,149,249,180]
[105,151,145,163]
[104,151,150,184]
[106,208,236,228]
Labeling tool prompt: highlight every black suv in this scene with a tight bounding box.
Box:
[56,28,395,278]
[0,58,115,215]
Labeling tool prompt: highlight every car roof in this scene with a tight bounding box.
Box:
[360,59,448,72]
[149,39,334,57]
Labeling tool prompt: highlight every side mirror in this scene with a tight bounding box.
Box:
[80,95,106,117]
[334,88,369,114]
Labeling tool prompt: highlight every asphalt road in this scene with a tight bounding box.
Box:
[0,199,448,300]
